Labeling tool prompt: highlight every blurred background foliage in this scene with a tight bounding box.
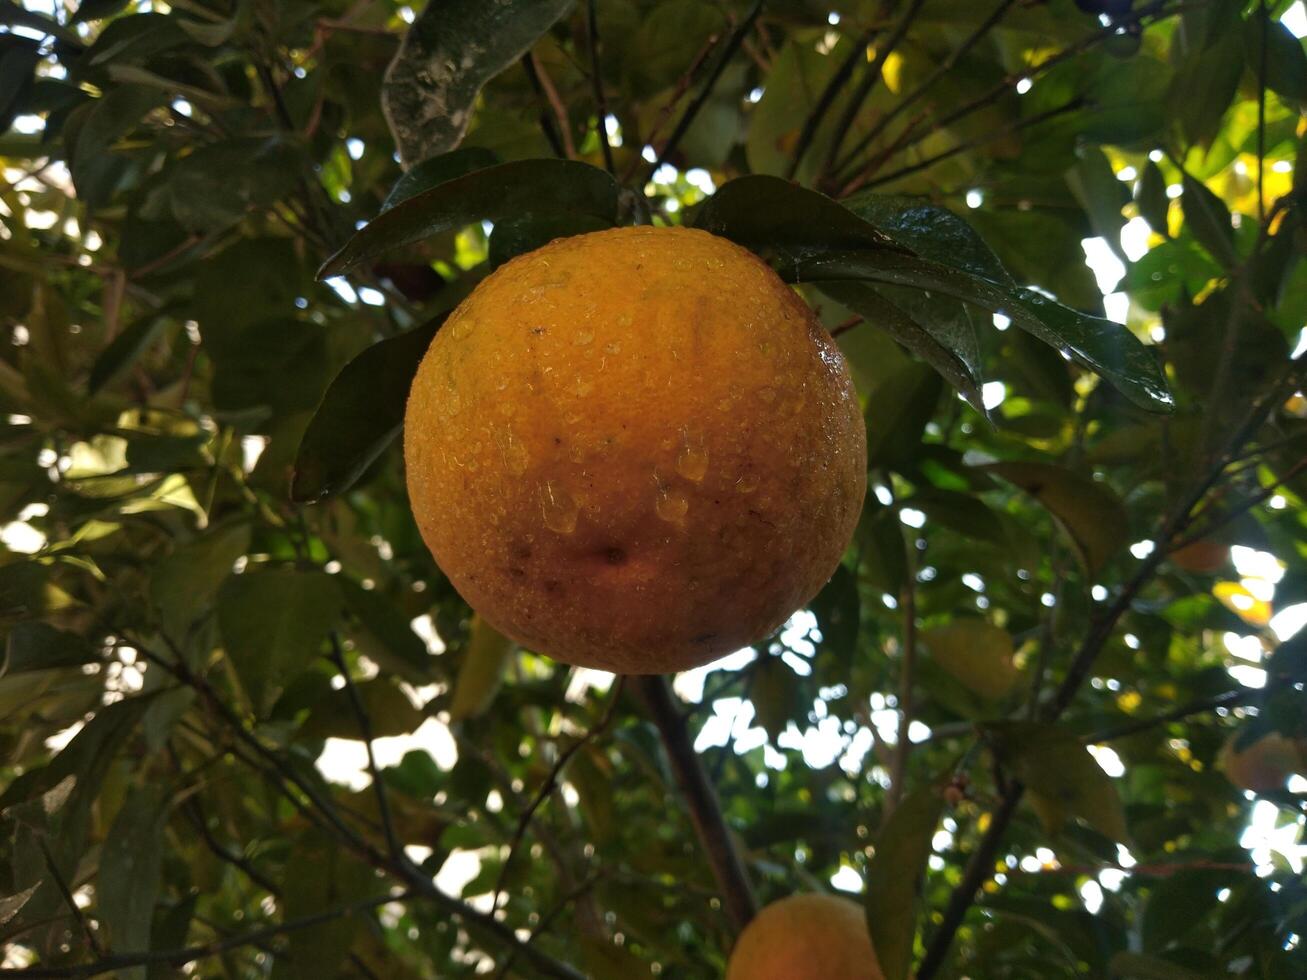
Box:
[0,0,1305,977]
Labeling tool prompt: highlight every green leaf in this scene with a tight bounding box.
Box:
[818,282,985,413]
[987,721,1129,843]
[87,307,176,394]
[488,212,617,269]
[339,581,433,683]
[217,570,342,713]
[99,785,169,979]
[0,39,40,135]
[2,622,96,676]
[301,680,425,739]
[448,615,516,722]
[1246,15,1307,103]
[751,653,803,742]
[318,159,621,279]
[920,619,1019,701]
[292,314,447,503]
[71,0,133,24]
[863,362,942,468]
[274,830,381,980]
[810,563,860,663]
[1135,161,1170,236]
[67,84,166,206]
[382,0,576,166]
[841,191,1012,285]
[744,37,851,182]
[793,250,1173,413]
[982,461,1129,575]
[380,147,501,213]
[1171,30,1244,147]
[864,786,945,980]
[1181,173,1237,270]
[693,174,902,256]
[628,0,728,98]
[149,522,251,641]
[1067,146,1130,264]
[1109,951,1207,980]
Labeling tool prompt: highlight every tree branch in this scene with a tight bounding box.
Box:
[631,675,758,933]
[586,0,616,175]
[36,837,102,958]
[327,631,404,864]
[647,0,763,180]
[885,567,918,821]
[819,0,928,181]
[1087,689,1251,744]
[0,890,410,980]
[784,2,893,181]
[829,0,1019,179]
[841,99,1083,196]
[917,351,1307,978]
[490,678,626,914]
[522,54,569,158]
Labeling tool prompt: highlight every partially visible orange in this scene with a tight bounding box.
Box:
[1219,732,1307,793]
[726,894,885,980]
[1170,537,1230,574]
[404,227,866,674]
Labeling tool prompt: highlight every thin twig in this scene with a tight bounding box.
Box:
[521,55,568,159]
[843,99,1083,195]
[820,0,929,181]
[785,3,893,181]
[490,679,627,915]
[528,52,577,159]
[36,837,103,958]
[830,0,1019,179]
[632,675,758,934]
[885,566,918,822]
[647,0,764,180]
[0,890,410,980]
[1257,0,1267,225]
[328,631,405,863]
[916,351,1307,979]
[1087,689,1251,743]
[840,0,1183,189]
[623,36,721,184]
[586,0,616,175]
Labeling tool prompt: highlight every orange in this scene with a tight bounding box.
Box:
[726,894,885,980]
[1170,537,1229,574]
[403,226,865,673]
[1219,732,1307,793]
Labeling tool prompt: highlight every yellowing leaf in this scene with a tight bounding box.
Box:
[1213,581,1272,626]
[920,619,1019,700]
[984,462,1129,575]
[865,786,945,980]
[448,614,516,721]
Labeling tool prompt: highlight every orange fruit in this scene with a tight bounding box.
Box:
[404,226,865,674]
[726,894,885,980]
[1219,731,1307,793]
[1170,537,1229,574]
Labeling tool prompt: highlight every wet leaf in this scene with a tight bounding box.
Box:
[319,159,621,278]
[292,314,448,503]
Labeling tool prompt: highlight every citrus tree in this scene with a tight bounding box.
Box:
[1,0,1305,977]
